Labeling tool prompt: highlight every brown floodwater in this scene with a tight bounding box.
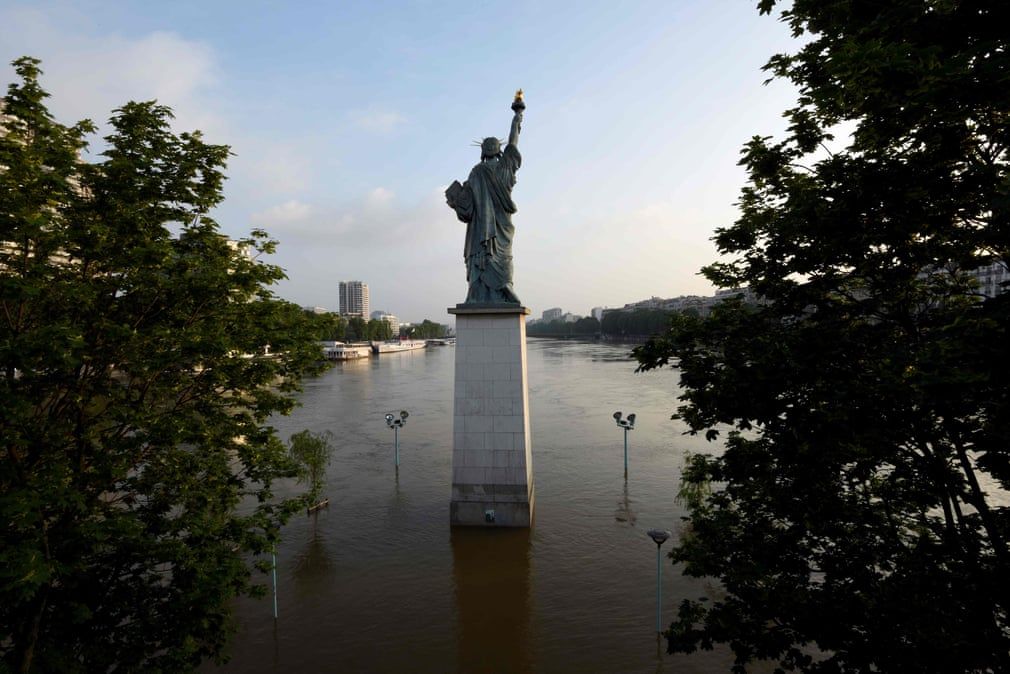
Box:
[205,339,736,673]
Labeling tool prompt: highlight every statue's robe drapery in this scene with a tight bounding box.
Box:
[448,144,522,304]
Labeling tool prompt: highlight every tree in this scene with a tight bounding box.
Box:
[572,316,600,335]
[366,318,392,341]
[635,3,1010,672]
[0,58,325,672]
[601,308,673,337]
[403,319,446,339]
[346,316,366,341]
[307,310,346,342]
[287,430,335,506]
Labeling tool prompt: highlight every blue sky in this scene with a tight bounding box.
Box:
[1,0,799,322]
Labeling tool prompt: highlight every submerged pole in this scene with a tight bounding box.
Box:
[624,427,629,475]
[272,548,278,620]
[655,543,661,633]
[646,529,671,635]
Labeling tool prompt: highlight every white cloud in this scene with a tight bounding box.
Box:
[265,184,462,320]
[349,109,406,134]
[239,141,315,196]
[365,186,395,207]
[0,7,221,137]
[250,200,313,227]
[245,186,442,245]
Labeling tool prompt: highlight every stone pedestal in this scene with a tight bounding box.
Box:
[448,304,534,527]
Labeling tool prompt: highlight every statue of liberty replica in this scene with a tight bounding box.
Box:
[445,90,525,304]
[445,91,535,528]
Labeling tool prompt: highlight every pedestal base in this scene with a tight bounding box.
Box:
[448,304,535,527]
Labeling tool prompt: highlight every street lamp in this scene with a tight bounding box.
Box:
[613,411,636,474]
[385,410,409,467]
[647,529,672,635]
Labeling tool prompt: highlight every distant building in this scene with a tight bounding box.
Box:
[972,261,1009,298]
[562,313,581,323]
[607,288,762,319]
[370,310,399,333]
[339,281,370,318]
[591,307,605,321]
[303,306,329,314]
[542,307,562,322]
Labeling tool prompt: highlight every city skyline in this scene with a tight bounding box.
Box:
[0,1,799,322]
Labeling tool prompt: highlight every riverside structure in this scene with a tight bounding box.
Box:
[445,91,535,527]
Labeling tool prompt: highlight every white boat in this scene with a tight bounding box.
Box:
[320,342,372,360]
[372,340,428,354]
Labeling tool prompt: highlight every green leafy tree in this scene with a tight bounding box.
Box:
[307,311,346,342]
[404,319,446,339]
[635,2,1010,672]
[572,316,600,335]
[346,316,366,342]
[0,58,325,673]
[527,316,600,337]
[601,308,673,337]
[287,430,335,505]
[366,318,392,341]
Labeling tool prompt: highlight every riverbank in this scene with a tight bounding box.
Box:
[526,333,654,345]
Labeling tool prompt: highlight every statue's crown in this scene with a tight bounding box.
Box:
[480,137,502,159]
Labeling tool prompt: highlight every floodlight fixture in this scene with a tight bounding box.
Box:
[384,410,409,466]
[614,410,636,474]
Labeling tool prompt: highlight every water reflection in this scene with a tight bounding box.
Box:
[615,478,637,526]
[452,528,532,674]
[292,516,335,607]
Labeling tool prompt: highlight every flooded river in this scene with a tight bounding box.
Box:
[207,339,732,673]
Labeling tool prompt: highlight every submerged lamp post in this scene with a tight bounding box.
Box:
[647,529,672,634]
[613,411,636,474]
[271,547,278,620]
[385,410,409,467]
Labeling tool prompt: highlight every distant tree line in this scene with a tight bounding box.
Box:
[304,311,446,342]
[527,309,697,339]
[526,316,600,337]
[601,309,684,337]
[403,319,447,339]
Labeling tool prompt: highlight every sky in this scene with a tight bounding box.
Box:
[0,0,801,323]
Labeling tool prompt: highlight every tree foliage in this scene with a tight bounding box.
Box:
[403,319,446,339]
[308,311,347,342]
[527,316,600,337]
[345,316,367,341]
[601,308,675,338]
[636,2,1010,672]
[1,58,325,672]
[288,430,335,505]
[367,318,393,341]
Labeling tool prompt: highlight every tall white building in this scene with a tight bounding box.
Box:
[339,281,370,318]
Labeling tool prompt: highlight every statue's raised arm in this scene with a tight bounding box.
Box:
[509,89,524,148]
